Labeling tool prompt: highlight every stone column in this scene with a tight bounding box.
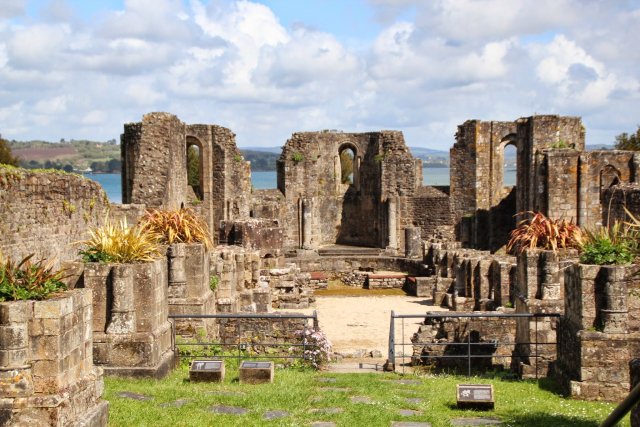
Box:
[167,243,187,299]
[354,156,361,191]
[387,198,397,254]
[0,301,33,397]
[302,198,312,249]
[601,266,628,333]
[404,227,422,259]
[106,264,137,334]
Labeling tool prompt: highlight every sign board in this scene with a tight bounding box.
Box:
[189,360,225,383]
[456,384,495,409]
[240,361,272,369]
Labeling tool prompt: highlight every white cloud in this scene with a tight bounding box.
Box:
[0,0,638,150]
[0,0,27,19]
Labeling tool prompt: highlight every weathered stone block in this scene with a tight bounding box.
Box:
[239,361,274,384]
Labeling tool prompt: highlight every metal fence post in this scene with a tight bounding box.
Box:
[385,310,396,372]
[468,332,471,377]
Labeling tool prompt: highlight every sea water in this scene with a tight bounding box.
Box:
[87,168,516,203]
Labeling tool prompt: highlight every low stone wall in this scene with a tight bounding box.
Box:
[411,312,516,373]
[288,255,428,277]
[555,263,640,401]
[219,218,284,255]
[365,273,406,289]
[167,243,216,337]
[0,289,108,426]
[83,259,174,378]
[0,167,109,264]
[265,264,313,309]
[217,316,315,357]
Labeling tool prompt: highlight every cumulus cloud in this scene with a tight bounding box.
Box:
[0,0,638,149]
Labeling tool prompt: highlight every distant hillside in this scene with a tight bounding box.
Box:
[9,139,120,172]
[240,149,279,171]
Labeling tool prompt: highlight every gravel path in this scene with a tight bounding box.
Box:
[279,295,448,357]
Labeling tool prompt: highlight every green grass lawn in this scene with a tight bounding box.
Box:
[104,361,624,427]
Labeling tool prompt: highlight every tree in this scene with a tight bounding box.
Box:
[339,149,354,184]
[187,145,200,187]
[0,134,19,166]
[614,126,640,151]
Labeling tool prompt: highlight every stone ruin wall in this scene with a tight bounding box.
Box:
[122,112,251,243]
[271,129,454,252]
[0,167,110,263]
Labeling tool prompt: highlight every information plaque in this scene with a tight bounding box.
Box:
[189,360,225,383]
[456,384,495,409]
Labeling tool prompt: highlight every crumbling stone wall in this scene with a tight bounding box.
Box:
[0,167,110,263]
[219,218,284,255]
[0,290,108,426]
[121,112,251,243]
[556,264,640,401]
[210,246,265,313]
[273,130,454,252]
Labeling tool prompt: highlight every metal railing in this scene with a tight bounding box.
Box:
[169,312,318,364]
[387,311,560,376]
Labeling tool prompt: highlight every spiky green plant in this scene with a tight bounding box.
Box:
[140,208,213,250]
[0,254,67,301]
[79,218,161,263]
[507,211,583,255]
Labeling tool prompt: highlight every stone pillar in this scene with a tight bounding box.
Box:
[387,198,397,254]
[404,227,422,259]
[601,266,628,333]
[354,156,361,191]
[167,243,187,299]
[302,198,312,249]
[106,264,137,334]
[540,251,561,300]
[0,301,33,398]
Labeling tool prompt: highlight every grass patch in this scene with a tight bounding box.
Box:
[105,364,620,427]
[313,279,407,297]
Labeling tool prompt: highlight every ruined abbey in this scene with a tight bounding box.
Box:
[2,111,640,424]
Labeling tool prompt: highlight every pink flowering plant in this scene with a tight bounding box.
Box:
[293,327,332,369]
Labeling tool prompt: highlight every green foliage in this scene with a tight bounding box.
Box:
[186,145,200,187]
[0,254,67,301]
[549,140,571,149]
[579,221,636,265]
[0,135,19,166]
[291,152,304,163]
[104,364,619,427]
[79,218,161,263]
[614,125,640,150]
[374,153,385,162]
[209,275,219,292]
[240,149,278,171]
[339,149,354,184]
[140,208,213,250]
[507,211,583,255]
[233,154,243,162]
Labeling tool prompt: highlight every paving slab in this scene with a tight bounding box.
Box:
[351,396,374,404]
[391,422,432,427]
[204,390,246,396]
[308,407,344,415]
[159,399,190,408]
[311,423,337,427]
[209,405,249,415]
[317,377,338,382]
[450,417,503,426]
[117,391,152,401]
[263,410,290,420]
[405,397,424,405]
[399,409,423,416]
[318,387,351,392]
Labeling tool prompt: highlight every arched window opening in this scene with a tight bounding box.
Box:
[186,141,203,201]
[339,147,355,185]
[503,143,517,187]
[600,165,621,201]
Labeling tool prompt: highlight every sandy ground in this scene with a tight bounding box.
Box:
[279,295,448,358]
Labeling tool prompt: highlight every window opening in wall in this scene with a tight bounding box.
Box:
[503,143,517,187]
[339,147,355,184]
[600,165,620,202]
[186,142,203,201]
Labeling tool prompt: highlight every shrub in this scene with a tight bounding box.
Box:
[507,211,583,255]
[292,328,332,369]
[209,275,219,292]
[0,254,67,301]
[291,152,304,163]
[579,221,635,265]
[79,218,161,263]
[140,208,213,250]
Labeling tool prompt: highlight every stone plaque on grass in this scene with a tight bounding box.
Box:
[456,384,494,409]
[239,361,274,384]
[189,360,225,382]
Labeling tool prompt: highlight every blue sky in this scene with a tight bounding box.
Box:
[1,0,639,150]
